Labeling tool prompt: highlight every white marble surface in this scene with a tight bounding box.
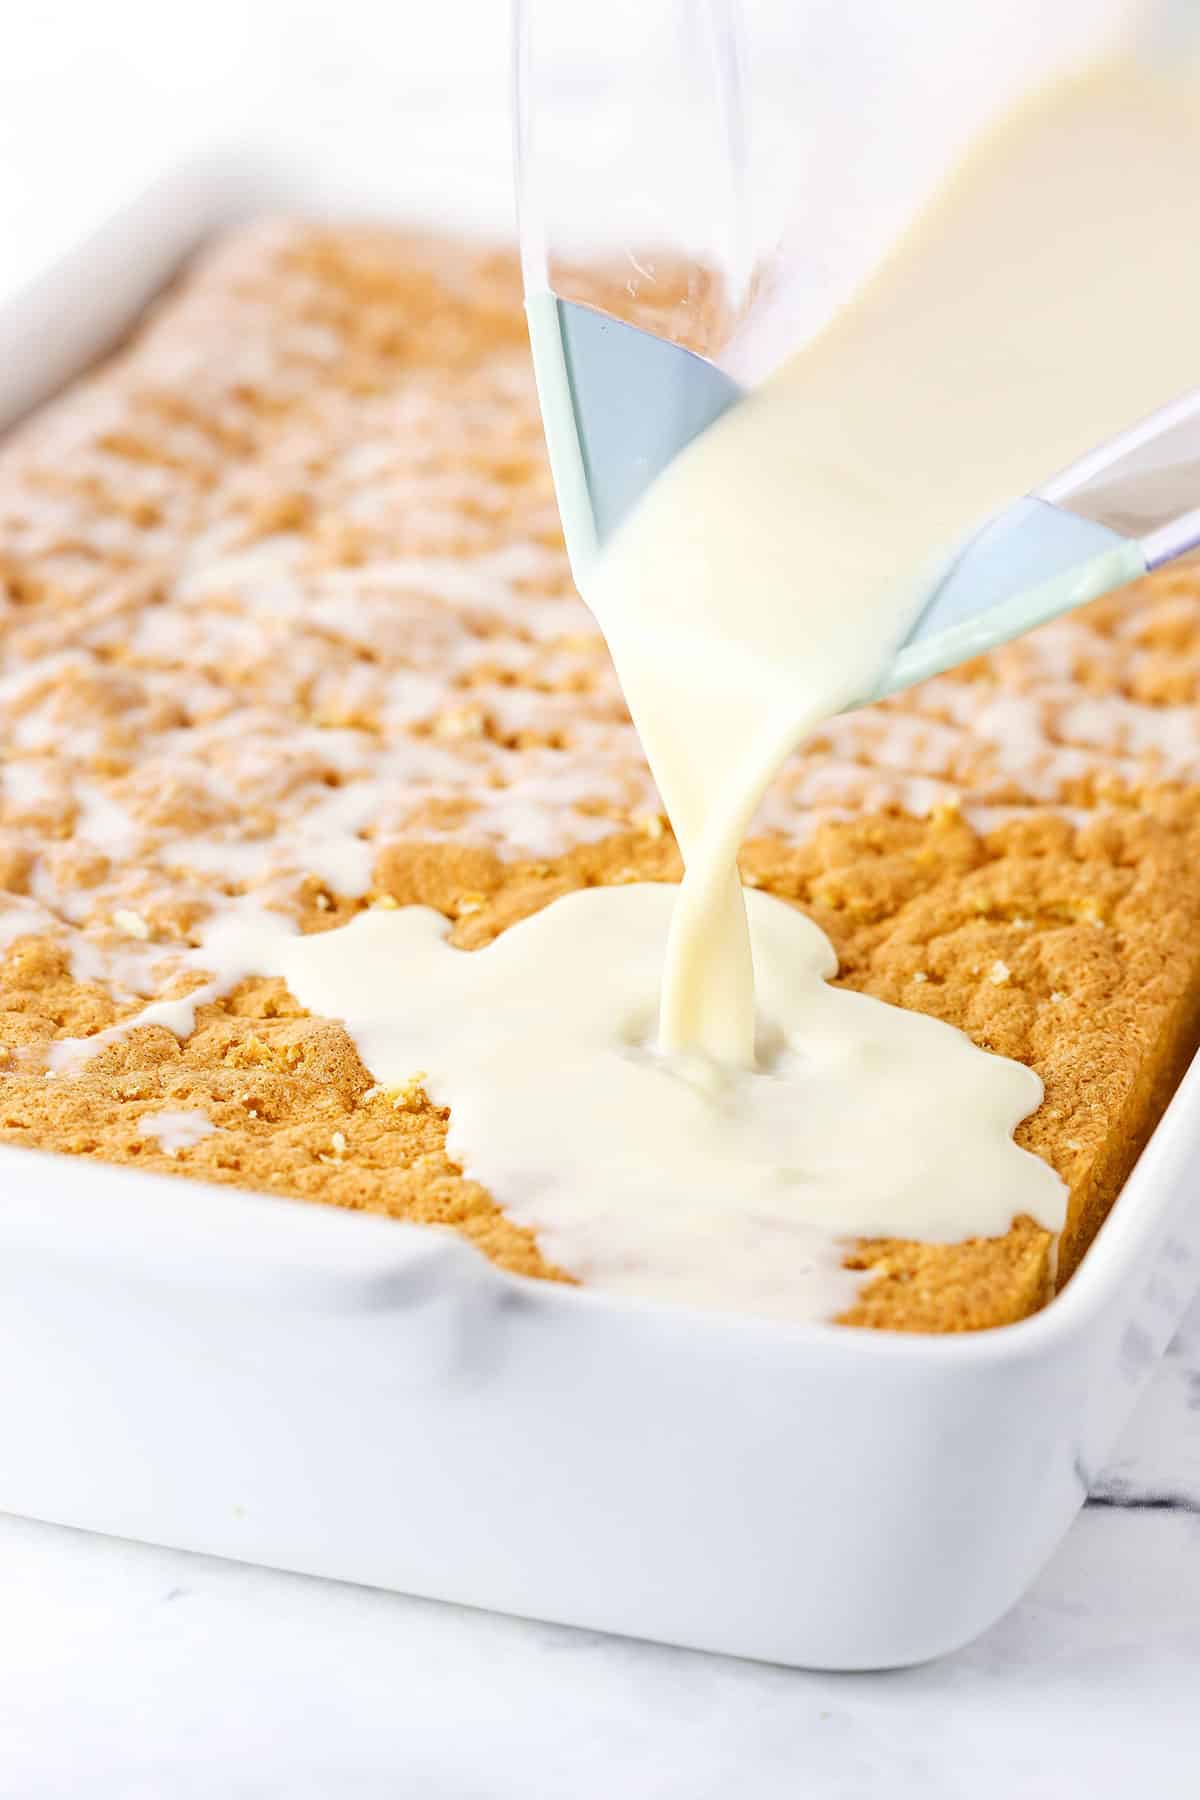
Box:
[1,1295,1197,1798]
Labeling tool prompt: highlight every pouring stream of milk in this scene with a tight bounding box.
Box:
[586,60,1200,1066]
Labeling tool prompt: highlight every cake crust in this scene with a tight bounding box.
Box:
[3,221,1200,1330]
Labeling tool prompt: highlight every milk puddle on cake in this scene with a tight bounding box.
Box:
[49,58,1200,1321]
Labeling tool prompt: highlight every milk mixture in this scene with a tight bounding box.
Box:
[63,62,1200,1318]
[594,60,1200,1069]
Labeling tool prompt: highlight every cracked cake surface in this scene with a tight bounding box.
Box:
[3,218,1200,1329]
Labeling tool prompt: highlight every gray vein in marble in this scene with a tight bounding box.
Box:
[1085,1294,1200,1513]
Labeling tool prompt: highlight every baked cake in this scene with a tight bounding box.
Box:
[2,220,1200,1331]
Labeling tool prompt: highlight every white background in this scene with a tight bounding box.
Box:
[0,3,1198,1794]
[0,1,514,280]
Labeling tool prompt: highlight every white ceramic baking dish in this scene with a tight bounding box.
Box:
[2,135,1200,1673]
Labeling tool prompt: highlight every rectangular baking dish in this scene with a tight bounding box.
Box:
[1,143,1199,1674]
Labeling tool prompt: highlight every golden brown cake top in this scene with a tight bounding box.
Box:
[2,218,1200,1328]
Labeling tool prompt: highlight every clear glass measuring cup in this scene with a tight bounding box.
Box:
[514,0,1200,703]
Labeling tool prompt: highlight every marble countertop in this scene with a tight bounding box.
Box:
[2,1295,1197,1798]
